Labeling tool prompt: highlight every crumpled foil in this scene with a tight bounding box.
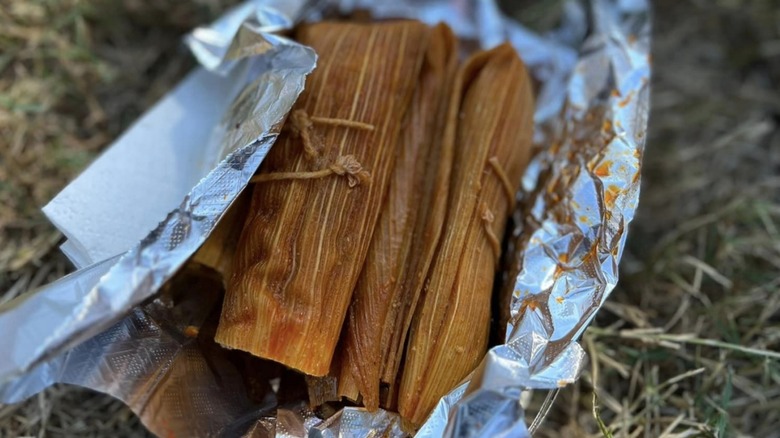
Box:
[0,0,651,436]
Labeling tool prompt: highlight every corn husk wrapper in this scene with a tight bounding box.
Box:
[0,0,651,437]
[338,23,459,410]
[396,43,535,427]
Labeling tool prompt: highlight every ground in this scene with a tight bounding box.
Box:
[1,0,778,437]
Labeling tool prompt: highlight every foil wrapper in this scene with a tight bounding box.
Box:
[0,0,651,436]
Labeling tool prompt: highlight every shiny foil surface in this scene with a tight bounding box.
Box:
[0,0,651,436]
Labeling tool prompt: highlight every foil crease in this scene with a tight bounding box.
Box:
[0,0,651,437]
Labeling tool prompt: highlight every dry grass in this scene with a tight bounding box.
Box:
[0,386,148,438]
[1,0,778,437]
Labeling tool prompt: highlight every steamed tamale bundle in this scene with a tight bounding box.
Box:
[398,44,534,426]
[215,21,431,376]
[338,23,459,411]
[215,19,534,428]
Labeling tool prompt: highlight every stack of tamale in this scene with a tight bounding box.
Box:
[214,19,534,428]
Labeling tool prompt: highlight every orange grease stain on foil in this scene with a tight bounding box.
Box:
[594,160,612,178]
[520,294,547,314]
[619,93,633,108]
[605,184,620,209]
[582,244,599,264]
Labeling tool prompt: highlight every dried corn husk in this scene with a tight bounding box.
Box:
[398,43,535,427]
[337,23,459,411]
[215,21,431,376]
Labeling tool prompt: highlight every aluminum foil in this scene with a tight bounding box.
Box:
[0,0,651,436]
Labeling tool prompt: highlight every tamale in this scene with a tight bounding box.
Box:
[215,21,431,376]
[398,43,535,426]
[337,23,459,410]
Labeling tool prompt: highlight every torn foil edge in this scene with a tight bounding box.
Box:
[0,0,651,436]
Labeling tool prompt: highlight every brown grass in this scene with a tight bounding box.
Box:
[1,0,778,436]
